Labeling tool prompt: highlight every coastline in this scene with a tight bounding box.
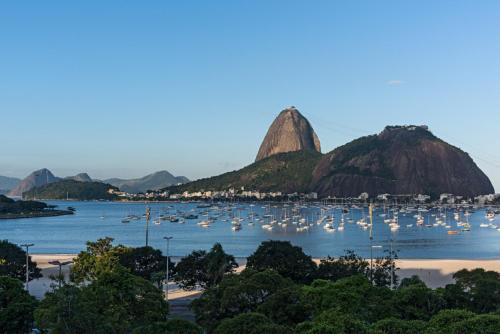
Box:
[0,210,73,220]
[29,254,500,299]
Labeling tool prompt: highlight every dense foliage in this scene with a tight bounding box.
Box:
[0,239,42,281]
[0,195,50,214]
[35,268,168,333]
[0,276,38,334]
[23,180,119,200]
[1,239,500,333]
[246,240,317,283]
[166,150,323,194]
[174,242,238,290]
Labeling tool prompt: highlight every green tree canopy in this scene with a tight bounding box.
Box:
[316,250,368,282]
[0,276,38,334]
[0,239,41,281]
[301,275,393,323]
[175,243,237,290]
[391,284,445,320]
[132,319,203,334]
[191,269,295,332]
[117,246,174,286]
[35,267,168,333]
[246,240,317,283]
[214,313,288,334]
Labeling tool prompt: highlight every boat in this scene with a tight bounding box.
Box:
[447,230,459,235]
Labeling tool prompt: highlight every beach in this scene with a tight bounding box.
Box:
[29,255,500,300]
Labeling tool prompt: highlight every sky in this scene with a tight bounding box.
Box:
[1,1,499,191]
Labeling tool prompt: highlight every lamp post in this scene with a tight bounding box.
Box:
[163,236,173,301]
[48,260,73,288]
[368,204,374,282]
[145,207,151,247]
[370,245,383,283]
[20,243,34,291]
[389,238,394,290]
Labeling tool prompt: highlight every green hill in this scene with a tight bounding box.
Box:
[23,180,119,201]
[166,150,323,194]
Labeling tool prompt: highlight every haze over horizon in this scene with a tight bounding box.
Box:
[2,1,500,191]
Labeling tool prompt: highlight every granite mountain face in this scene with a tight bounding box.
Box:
[255,106,321,162]
[311,125,494,198]
[8,168,60,197]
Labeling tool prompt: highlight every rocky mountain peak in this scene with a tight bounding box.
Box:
[8,168,60,197]
[255,107,321,161]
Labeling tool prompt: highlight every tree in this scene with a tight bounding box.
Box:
[0,276,38,334]
[35,267,169,333]
[0,239,42,281]
[191,269,293,332]
[301,275,393,323]
[70,237,125,283]
[316,250,368,282]
[371,250,399,288]
[214,313,288,334]
[256,286,311,326]
[175,243,237,290]
[132,319,203,334]
[391,284,445,320]
[446,314,500,334]
[371,318,426,334]
[117,246,174,286]
[398,275,426,289]
[295,311,370,334]
[71,238,174,288]
[425,309,476,333]
[450,268,500,313]
[246,240,317,283]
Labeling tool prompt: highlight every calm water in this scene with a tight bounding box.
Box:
[1,201,499,259]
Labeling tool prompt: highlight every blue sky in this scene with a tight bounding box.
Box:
[1,1,499,191]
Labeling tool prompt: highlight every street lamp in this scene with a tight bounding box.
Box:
[370,245,382,283]
[145,207,151,247]
[163,236,173,301]
[20,243,34,291]
[48,260,73,288]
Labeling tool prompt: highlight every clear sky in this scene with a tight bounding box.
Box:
[1,1,499,191]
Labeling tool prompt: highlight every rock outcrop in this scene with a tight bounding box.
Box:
[311,125,494,198]
[9,168,60,197]
[256,107,321,161]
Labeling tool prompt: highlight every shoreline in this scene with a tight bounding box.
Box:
[0,210,73,220]
[30,255,500,292]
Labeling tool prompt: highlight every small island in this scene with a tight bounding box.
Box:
[0,195,73,219]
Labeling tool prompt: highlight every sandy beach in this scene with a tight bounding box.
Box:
[29,255,500,300]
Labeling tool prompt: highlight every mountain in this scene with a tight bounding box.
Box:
[23,180,118,201]
[256,106,321,161]
[105,171,189,193]
[167,150,323,194]
[0,176,21,194]
[65,173,93,182]
[311,125,494,198]
[8,168,60,197]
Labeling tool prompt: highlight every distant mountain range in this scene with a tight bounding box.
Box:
[4,169,189,197]
[0,176,21,194]
[104,171,189,194]
[167,107,494,198]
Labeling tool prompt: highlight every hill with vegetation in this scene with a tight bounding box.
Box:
[23,180,119,201]
[0,195,72,219]
[167,150,323,194]
[311,125,494,198]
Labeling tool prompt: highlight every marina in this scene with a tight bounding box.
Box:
[1,200,500,259]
